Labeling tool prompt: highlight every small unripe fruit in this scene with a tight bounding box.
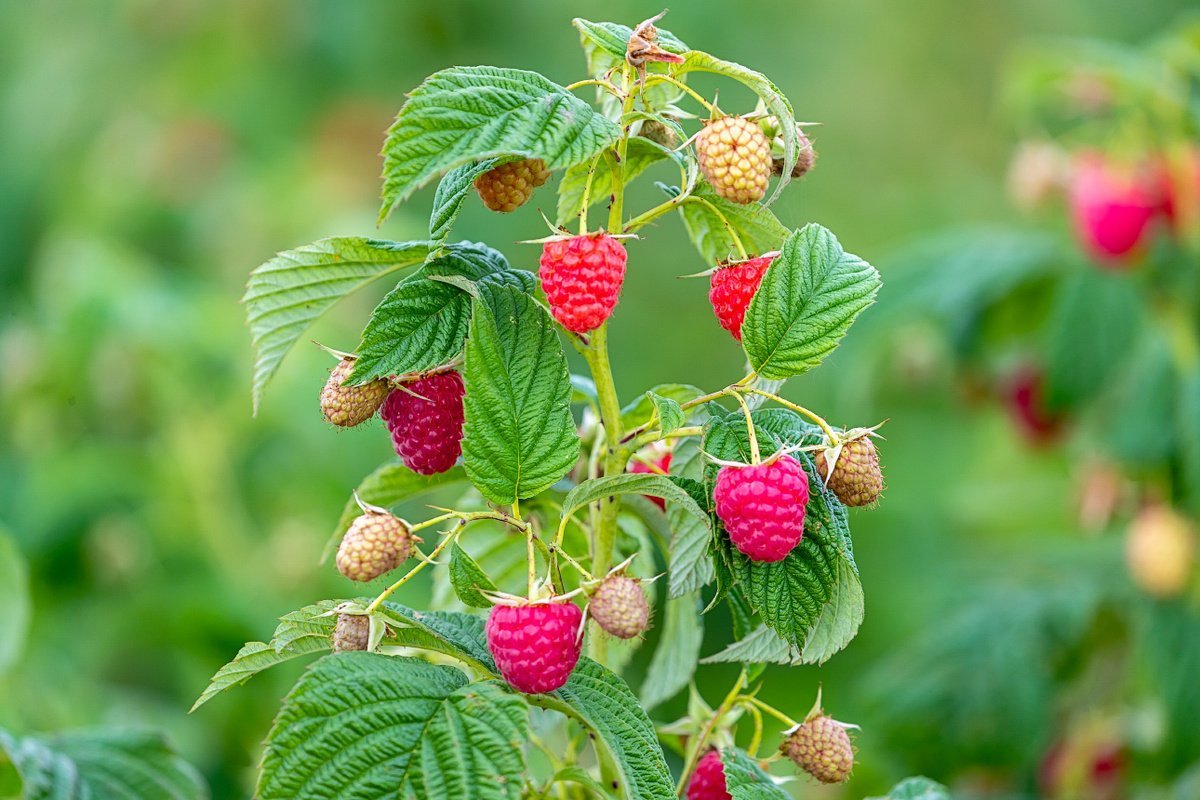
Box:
[781,714,855,784]
[320,357,389,428]
[473,158,551,212]
[771,128,817,179]
[331,614,370,652]
[815,435,884,507]
[1126,504,1196,598]
[641,119,679,149]
[686,750,730,800]
[335,510,413,582]
[590,575,651,639]
[696,116,772,205]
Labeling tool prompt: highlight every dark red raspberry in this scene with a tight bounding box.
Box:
[709,256,773,341]
[713,455,809,562]
[486,601,583,694]
[629,451,672,510]
[686,750,731,800]
[382,371,465,475]
[539,233,627,333]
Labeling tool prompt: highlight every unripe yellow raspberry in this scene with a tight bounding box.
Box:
[320,357,389,428]
[335,510,413,582]
[695,116,772,204]
[473,158,551,212]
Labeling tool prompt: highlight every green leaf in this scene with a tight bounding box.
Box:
[549,766,608,798]
[674,51,798,203]
[347,243,512,383]
[243,238,432,413]
[561,474,708,535]
[448,543,498,609]
[666,476,716,598]
[1179,373,1200,515]
[556,139,672,225]
[429,159,501,243]
[701,623,797,665]
[191,601,337,712]
[0,728,207,800]
[572,19,689,116]
[640,591,703,710]
[647,393,686,436]
[619,383,704,432]
[0,528,29,675]
[742,224,881,380]
[258,654,527,800]
[325,460,469,561]
[380,66,621,220]
[462,282,579,504]
[677,181,789,264]
[720,748,790,800]
[378,603,675,800]
[868,777,953,800]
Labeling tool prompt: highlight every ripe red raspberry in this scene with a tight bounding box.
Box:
[381,371,465,475]
[335,510,413,582]
[686,750,730,800]
[1069,152,1164,265]
[696,116,772,205]
[781,714,855,784]
[713,455,809,562]
[629,450,672,510]
[331,613,370,652]
[709,256,773,341]
[539,233,627,333]
[473,158,551,212]
[815,435,884,507]
[486,600,583,693]
[589,575,650,639]
[320,357,389,428]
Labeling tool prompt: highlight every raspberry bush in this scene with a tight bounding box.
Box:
[194,15,938,799]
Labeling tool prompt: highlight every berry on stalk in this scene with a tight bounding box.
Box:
[781,713,855,784]
[589,575,651,639]
[539,232,627,333]
[486,600,583,694]
[331,614,370,652]
[336,509,414,582]
[815,432,884,507]
[695,116,772,205]
[713,454,809,562]
[473,158,551,212]
[686,750,731,800]
[1126,503,1196,598]
[320,356,389,428]
[1068,152,1164,265]
[709,255,774,341]
[382,370,465,475]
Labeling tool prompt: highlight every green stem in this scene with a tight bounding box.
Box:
[642,73,715,113]
[676,668,747,796]
[607,64,636,233]
[686,196,749,260]
[740,387,838,443]
[366,522,463,614]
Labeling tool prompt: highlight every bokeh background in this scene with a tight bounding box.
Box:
[2,1,1198,797]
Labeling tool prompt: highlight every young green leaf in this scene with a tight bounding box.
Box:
[258,654,528,800]
[448,543,499,608]
[868,777,953,800]
[380,66,621,221]
[243,238,433,413]
[720,748,791,800]
[619,383,704,432]
[701,623,800,666]
[741,224,881,380]
[191,601,338,711]
[677,181,789,264]
[462,282,579,504]
[429,159,502,243]
[640,591,703,710]
[0,529,29,676]
[347,243,512,383]
[0,728,208,800]
[647,393,687,436]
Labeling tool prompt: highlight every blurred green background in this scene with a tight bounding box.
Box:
[2,1,1197,797]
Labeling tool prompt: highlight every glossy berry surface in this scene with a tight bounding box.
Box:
[686,750,731,800]
[539,234,627,333]
[382,371,465,475]
[473,158,551,212]
[714,455,809,562]
[696,116,772,204]
[709,256,773,341]
[486,601,583,694]
[1069,153,1162,265]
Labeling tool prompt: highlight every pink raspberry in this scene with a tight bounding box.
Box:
[1069,152,1163,265]
[381,371,465,475]
[709,256,773,341]
[713,455,809,562]
[485,601,583,694]
[539,233,627,333]
[686,750,731,800]
[629,451,672,510]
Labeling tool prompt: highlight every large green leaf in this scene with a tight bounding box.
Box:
[448,543,499,609]
[347,243,512,383]
[677,181,789,264]
[258,654,527,800]
[191,601,337,712]
[380,66,621,220]
[0,728,207,800]
[378,603,675,800]
[868,777,953,800]
[462,282,579,504]
[243,238,432,412]
[429,159,502,243]
[720,749,790,799]
[0,528,29,675]
[639,591,703,710]
[741,224,880,380]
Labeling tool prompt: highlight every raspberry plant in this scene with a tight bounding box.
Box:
[194,15,926,799]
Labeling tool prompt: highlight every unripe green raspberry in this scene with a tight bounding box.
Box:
[473,158,551,212]
[335,510,413,582]
[331,613,370,652]
[695,116,772,205]
[589,575,651,639]
[320,357,389,428]
[815,435,884,507]
[781,714,855,784]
